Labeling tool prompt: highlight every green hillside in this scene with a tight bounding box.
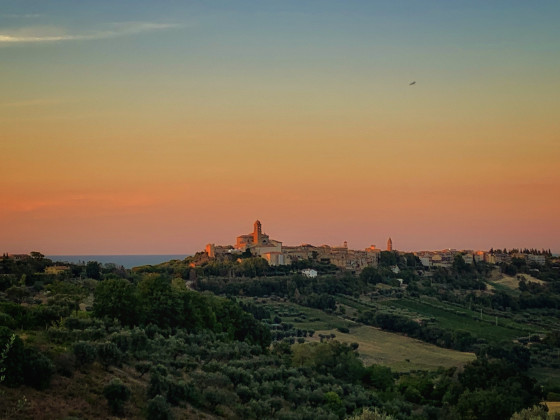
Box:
[1,252,559,419]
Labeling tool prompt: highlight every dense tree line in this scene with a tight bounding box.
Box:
[92,275,271,349]
[489,248,553,256]
[197,273,360,312]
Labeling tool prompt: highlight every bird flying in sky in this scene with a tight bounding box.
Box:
[409,81,416,85]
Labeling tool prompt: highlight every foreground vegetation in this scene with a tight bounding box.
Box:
[1,250,559,419]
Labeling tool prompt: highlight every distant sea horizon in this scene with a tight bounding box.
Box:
[46,255,188,269]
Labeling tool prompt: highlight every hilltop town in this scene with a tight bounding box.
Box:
[205,220,553,272]
[206,220,379,271]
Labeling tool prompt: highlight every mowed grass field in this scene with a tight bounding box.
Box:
[547,402,560,414]
[249,298,476,372]
[487,271,547,294]
[312,325,475,372]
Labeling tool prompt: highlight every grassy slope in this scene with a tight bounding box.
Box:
[312,325,475,372]
[487,272,545,294]
[252,298,476,373]
[547,402,560,414]
[1,365,145,420]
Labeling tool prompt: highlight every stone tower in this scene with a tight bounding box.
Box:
[387,237,392,251]
[253,220,262,245]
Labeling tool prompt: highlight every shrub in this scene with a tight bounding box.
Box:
[147,373,169,399]
[64,316,92,331]
[80,326,106,341]
[129,328,149,351]
[203,386,238,409]
[223,366,252,386]
[151,364,168,376]
[135,361,152,377]
[110,331,131,353]
[146,395,172,420]
[103,378,131,416]
[236,384,255,403]
[0,313,15,329]
[22,347,55,389]
[0,328,25,387]
[363,365,394,391]
[73,341,96,368]
[47,327,75,344]
[96,342,123,369]
[166,379,192,405]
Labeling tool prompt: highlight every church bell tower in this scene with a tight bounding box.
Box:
[253,220,262,245]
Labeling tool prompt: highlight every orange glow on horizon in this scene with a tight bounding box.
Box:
[2,3,559,255]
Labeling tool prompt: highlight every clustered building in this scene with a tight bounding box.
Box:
[206,220,382,271]
[415,250,484,268]
[414,249,548,268]
[204,221,554,272]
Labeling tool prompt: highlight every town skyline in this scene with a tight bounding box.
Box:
[2,1,559,255]
[203,219,553,272]
[4,217,558,256]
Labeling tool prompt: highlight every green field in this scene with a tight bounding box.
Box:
[487,280,521,295]
[313,325,475,372]
[377,297,539,342]
[249,297,476,372]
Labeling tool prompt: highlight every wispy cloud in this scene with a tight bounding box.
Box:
[0,22,180,44]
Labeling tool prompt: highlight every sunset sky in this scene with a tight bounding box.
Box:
[2,1,559,254]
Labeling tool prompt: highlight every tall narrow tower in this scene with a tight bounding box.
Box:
[253,220,262,245]
[387,237,393,251]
